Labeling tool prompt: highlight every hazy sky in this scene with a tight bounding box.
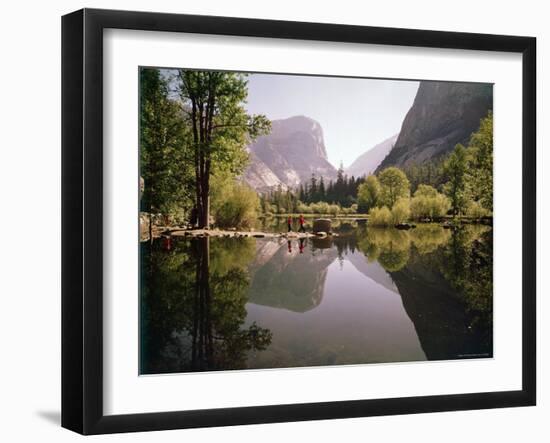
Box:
[246,73,419,168]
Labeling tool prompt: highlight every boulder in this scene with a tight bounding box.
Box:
[395,223,413,230]
[313,218,331,234]
[311,236,332,249]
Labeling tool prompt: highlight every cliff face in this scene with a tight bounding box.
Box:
[242,151,286,192]
[346,134,398,178]
[377,82,493,171]
[244,116,337,190]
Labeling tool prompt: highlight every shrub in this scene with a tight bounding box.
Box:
[211,177,260,228]
[328,204,341,215]
[410,193,450,219]
[369,206,392,227]
[431,193,451,217]
[465,200,491,219]
[391,198,411,224]
[340,204,358,215]
[310,201,330,214]
[414,184,438,198]
[296,201,313,214]
[410,195,430,219]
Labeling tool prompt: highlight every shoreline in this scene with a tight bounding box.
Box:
[157,228,324,240]
[140,217,492,242]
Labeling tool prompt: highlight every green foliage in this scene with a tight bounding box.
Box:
[139,68,193,215]
[410,185,451,219]
[414,184,438,198]
[378,167,410,208]
[442,112,493,217]
[177,70,270,227]
[467,112,493,211]
[210,173,260,228]
[298,201,341,215]
[443,144,469,215]
[264,198,355,215]
[296,201,313,214]
[357,175,381,212]
[369,206,393,227]
[465,200,490,219]
[391,198,411,224]
[262,185,299,214]
[296,172,363,206]
[403,158,446,193]
[340,204,358,215]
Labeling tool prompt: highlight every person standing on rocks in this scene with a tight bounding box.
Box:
[287,215,293,232]
[298,214,306,233]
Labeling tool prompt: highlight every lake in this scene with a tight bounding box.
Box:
[140,223,493,374]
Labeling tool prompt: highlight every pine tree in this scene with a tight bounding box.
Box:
[309,174,318,202]
[319,176,326,201]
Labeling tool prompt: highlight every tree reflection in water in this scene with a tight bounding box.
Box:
[140,236,272,374]
[141,223,493,373]
[353,225,493,360]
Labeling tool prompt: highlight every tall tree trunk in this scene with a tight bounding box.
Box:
[191,236,210,370]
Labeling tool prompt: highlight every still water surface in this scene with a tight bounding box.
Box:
[140,223,493,374]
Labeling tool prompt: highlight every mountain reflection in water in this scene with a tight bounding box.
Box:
[140,224,493,374]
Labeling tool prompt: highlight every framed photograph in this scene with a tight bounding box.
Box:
[62,8,536,435]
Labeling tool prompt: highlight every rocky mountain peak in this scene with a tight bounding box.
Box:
[244,116,337,190]
[376,81,493,171]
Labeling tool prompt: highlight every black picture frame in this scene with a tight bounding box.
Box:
[62,8,536,435]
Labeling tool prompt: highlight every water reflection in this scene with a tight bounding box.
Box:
[140,224,493,373]
[140,237,272,374]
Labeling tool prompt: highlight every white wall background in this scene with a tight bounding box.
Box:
[0,0,546,441]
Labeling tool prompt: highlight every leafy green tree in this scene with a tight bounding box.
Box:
[378,167,410,208]
[140,68,192,222]
[177,71,270,228]
[357,175,381,213]
[443,144,469,215]
[467,112,493,211]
